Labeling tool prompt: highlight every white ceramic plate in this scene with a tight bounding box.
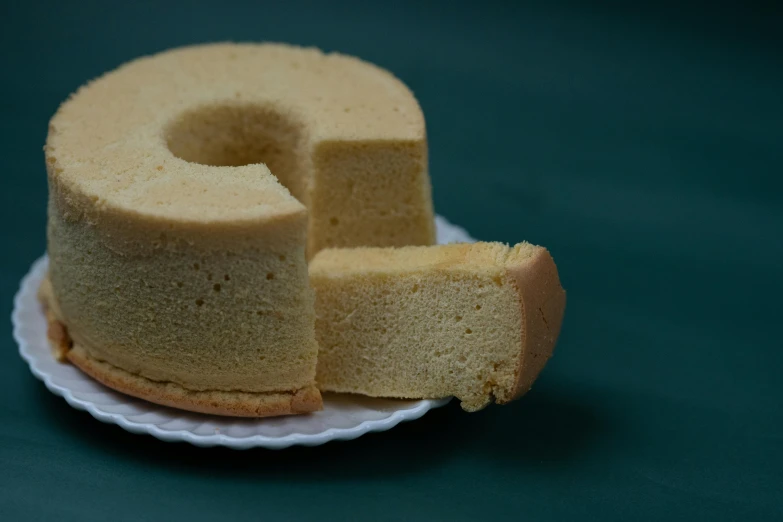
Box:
[13,215,474,449]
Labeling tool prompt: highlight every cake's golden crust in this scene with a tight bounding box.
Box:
[39,278,322,418]
[66,347,323,417]
[504,247,566,404]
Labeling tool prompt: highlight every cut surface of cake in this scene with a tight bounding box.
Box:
[41,42,435,417]
[310,242,566,411]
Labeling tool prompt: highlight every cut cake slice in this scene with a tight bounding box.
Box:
[309,242,565,411]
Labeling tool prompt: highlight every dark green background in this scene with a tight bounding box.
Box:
[2,1,781,520]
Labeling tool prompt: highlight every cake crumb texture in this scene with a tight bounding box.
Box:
[310,242,565,411]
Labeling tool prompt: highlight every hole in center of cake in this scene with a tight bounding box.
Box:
[165,102,306,201]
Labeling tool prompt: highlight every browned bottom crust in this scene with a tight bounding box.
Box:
[38,277,322,418]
